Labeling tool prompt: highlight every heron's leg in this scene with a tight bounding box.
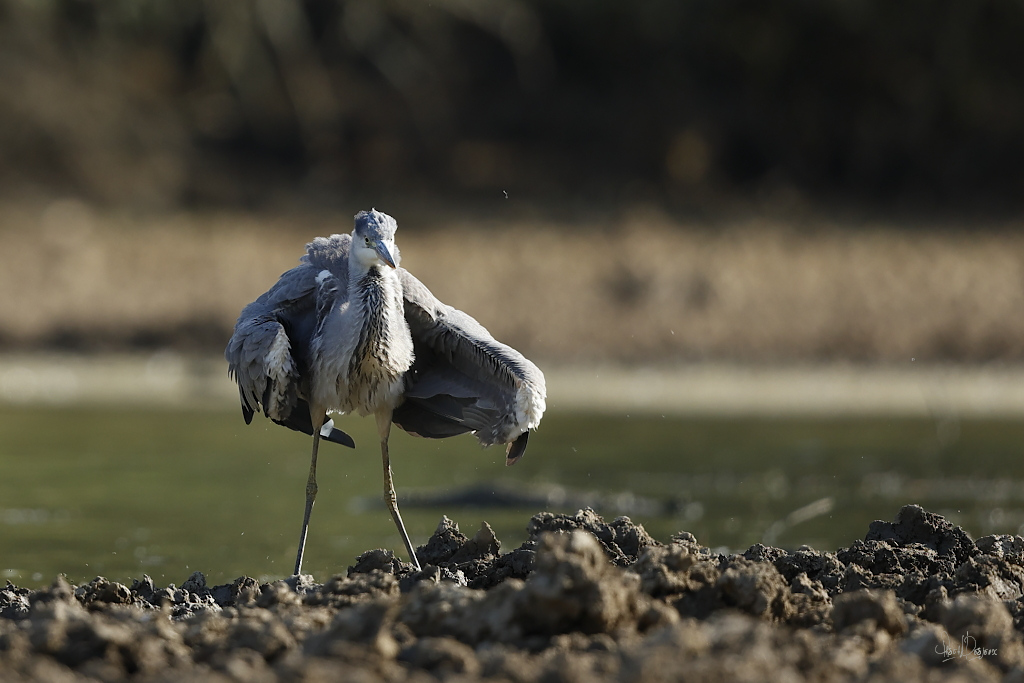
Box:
[294,404,327,576]
[376,410,421,570]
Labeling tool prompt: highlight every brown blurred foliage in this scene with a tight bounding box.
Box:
[4,203,1024,362]
[1,0,1024,212]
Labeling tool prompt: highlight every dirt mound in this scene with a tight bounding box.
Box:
[3,505,1024,681]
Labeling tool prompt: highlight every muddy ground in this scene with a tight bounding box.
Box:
[3,505,1024,682]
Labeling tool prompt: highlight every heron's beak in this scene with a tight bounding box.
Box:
[375,241,397,269]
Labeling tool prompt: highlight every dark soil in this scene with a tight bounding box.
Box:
[4,505,1024,681]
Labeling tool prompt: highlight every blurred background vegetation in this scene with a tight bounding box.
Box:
[2,0,1024,361]
[4,0,1024,212]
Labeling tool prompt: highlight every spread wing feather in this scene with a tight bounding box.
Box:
[393,269,546,462]
[224,235,356,447]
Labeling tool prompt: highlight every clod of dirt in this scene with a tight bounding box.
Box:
[865,504,977,565]
[509,530,670,638]
[786,554,845,596]
[977,534,1024,559]
[303,599,399,660]
[410,516,505,588]
[630,543,701,597]
[718,556,799,621]
[398,636,481,677]
[0,582,31,620]
[213,576,262,608]
[468,545,536,591]
[348,515,533,591]
[527,508,657,565]
[348,548,408,576]
[74,577,136,609]
[451,520,501,564]
[954,554,1024,601]
[417,515,472,566]
[832,588,907,636]
[180,571,210,596]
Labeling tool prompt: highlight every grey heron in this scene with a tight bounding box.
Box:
[225,209,546,574]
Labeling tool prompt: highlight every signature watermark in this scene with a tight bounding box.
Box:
[936,631,998,662]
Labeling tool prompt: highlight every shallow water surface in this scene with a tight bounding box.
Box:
[1,406,1022,588]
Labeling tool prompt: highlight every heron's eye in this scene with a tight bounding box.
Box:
[364,237,371,246]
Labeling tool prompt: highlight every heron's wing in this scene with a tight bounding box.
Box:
[224,234,355,447]
[393,269,546,464]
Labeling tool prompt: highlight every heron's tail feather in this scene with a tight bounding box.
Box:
[505,431,529,466]
[319,418,357,448]
[271,400,356,448]
[240,392,255,425]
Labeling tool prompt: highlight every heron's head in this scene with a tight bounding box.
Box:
[352,209,400,269]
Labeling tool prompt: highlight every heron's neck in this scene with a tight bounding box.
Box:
[349,263,401,323]
[346,263,405,379]
[354,265,385,290]
[350,261,394,289]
